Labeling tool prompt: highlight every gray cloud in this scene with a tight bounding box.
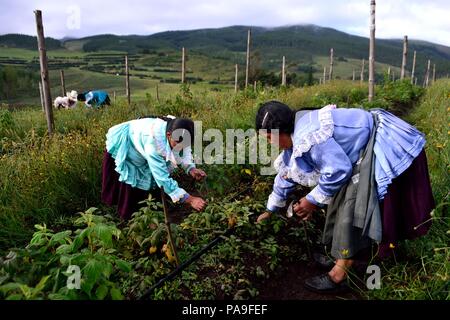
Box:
[0,0,449,46]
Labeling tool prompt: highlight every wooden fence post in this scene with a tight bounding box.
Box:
[411,50,416,84]
[329,48,334,81]
[432,64,436,83]
[424,59,431,87]
[281,56,286,86]
[400,35,408,80]
[360,59,365,84]
[181,47,186,84]
[368,0,376,102]
[125,55,130,105]
[38,81,44,112]
[234,64,238,93]
[323,66,327,84]
[60,70,66,96]
[245,29,251,89]
[34,10,54,135]
[352,69,355,82]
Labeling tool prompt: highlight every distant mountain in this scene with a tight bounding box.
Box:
[0,34,62,50]
[68,25,450,71]
[1,25,449,73]
[59,36,77,42]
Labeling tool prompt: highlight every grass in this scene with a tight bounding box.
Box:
[0,79,448,299]
[366,79,450,300]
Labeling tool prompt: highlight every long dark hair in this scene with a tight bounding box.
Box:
[139,115,195,146]
[255,101,296,134]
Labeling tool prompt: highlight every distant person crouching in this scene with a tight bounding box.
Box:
[53,90,78,109]
[77,90,110,108]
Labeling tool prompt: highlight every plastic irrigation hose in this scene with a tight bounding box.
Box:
[139,227,235,300]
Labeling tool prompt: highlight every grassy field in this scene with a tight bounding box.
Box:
[0,79,448,300]
[1,42,417,106]
[313,56,405,81]
[0,46,237,105]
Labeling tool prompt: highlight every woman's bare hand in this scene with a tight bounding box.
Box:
[293,197,318,221]
[185,195,207,211]
[256,211,272,223]
[189,168,207,181]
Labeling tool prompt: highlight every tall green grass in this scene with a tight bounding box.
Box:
[367,79,450,300]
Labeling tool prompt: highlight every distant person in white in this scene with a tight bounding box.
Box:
[54,90,78,109]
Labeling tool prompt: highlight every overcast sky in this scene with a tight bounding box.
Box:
[1,0,450,46]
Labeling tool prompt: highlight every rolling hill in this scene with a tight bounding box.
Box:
[62,25,450,71]
[2,25,450,72]
[1,25,449,104]
[0,33,62,50]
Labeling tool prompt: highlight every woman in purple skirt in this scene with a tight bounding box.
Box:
[102,116,207,220]
[255,101,435,293]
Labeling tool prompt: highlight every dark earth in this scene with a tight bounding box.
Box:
[164,178,365,300]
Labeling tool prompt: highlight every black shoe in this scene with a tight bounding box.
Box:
[312,252,335,269]
[304,273,348,293]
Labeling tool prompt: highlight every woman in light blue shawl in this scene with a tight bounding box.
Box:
[102,116,207,219]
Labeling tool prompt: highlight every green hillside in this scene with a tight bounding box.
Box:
[0,33,62,50]
[66,25,450,74]
[1,25,449,104]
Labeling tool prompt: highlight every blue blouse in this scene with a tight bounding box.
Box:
[266,105,426,212]
[84,90,109,108]
[105,118,195,203]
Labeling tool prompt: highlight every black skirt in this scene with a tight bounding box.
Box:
[101,150,160,219]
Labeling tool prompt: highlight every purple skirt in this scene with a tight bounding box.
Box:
[378,149,435,257]
[101,151,158,220]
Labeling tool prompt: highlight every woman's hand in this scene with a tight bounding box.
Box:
[189,168,207,181]
[256,211,272,223]
[185,195,207,211]
[293,197,318,221]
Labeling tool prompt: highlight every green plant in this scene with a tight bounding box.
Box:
[0,208,131,300]
[374,79,425,114]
